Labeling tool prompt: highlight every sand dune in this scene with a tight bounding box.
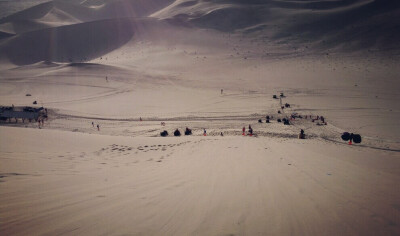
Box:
[0,0,175,35]
[0,0,175,25]
[0,17,138,65]
[0,1,55,24]
[0,1,399,235]
[1,0,398,65]
[154,0,400,52]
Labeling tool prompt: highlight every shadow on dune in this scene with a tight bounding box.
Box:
[213,0,364,10]
[0,1,54,24]
[280,0,400,50]
[190,6,264,32]
[0,31,14,40]
[0,17,137,65]
[0,0,175,25]
[66,62,126,71]
[185,0,400,52]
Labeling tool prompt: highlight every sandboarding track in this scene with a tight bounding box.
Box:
[45,108,400,153]
[52,109,261,122]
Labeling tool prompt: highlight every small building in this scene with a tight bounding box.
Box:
[0,106,45,122]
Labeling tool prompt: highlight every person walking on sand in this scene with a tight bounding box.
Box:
[221,89,223,94]
[97,124,100,131]
[92,121,94,127]
[299,129,305,139]
[203,129,207,136]
[242,126,246,135]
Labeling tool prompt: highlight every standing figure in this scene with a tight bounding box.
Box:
[299,129,305,139]
[242,126,245,135]
[203,129,207,136]
[97,124,100,131]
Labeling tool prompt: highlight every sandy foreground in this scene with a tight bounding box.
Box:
[1,125,399,235]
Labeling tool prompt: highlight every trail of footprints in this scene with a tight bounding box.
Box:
[94,141,192,163]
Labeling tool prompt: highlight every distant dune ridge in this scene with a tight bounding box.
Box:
[0,0,399,65]
[2,18,136,65]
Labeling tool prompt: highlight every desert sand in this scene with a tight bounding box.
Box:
[0,0,399,235]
